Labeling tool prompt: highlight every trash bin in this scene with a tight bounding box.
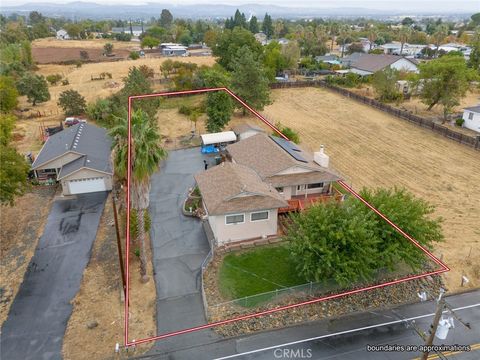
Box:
[215,156,222,165]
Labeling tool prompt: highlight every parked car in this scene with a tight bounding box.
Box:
[64,117,87,127]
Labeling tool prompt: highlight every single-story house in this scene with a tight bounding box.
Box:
[342,53,419,76]
[56,29,70,40]
[462,106,480,133]
[381,42,426,57]
[315,54,340,65]
[195,162,288,245]
[195,133,341,245]
[162,45,188,56]
[232,123,265,140]
[32,123,113,196]
[254,32,268,45]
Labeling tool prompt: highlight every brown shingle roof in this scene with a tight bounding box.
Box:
[226,134,340,185]
[194,162,288,215]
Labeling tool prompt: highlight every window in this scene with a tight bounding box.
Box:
[275,187,284,194]
[251,211,269,222]
[468,112,474,120]
[225,214,244,225]
[307,182,324,189]
[297,185,303,191]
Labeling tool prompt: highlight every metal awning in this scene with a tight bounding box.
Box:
[200,131,237,146]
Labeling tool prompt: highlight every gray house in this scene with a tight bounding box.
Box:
[32,123,113,196]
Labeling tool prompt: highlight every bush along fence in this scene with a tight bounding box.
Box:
[270,80,480,151]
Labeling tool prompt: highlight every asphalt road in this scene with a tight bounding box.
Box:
[148,148,220,355]
[138,290,480,360]
[0,192,107,360]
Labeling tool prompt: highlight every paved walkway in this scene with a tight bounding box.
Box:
[1,192,107,360]
[148,148,220,354]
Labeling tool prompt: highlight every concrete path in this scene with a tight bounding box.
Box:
[1,192,107,360]
[148,148,220,354]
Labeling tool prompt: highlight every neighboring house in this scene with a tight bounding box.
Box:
[342,53,419,76]
[195,133,341,245]
[232,124,265,140]
[462,106,480,133]
[315,54,340,65]
[111,26,146,37]
[278,38,290,45]
[56,29,70,40]
[31,123,113,196]
[381,42,426,57]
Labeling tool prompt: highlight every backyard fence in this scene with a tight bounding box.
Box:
[270,80,480,151]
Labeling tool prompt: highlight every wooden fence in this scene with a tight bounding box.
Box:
[271,80,480,151]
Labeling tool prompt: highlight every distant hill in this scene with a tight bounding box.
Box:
[0,1,472,20]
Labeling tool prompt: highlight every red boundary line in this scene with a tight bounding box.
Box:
[125,87,449,347]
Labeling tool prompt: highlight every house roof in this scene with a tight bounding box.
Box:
[464,105,480,113]
[32,123,112,176]
[195,162,287,215]
[226,134,340,185]
[231,123,264,135]
[345,53,418,73]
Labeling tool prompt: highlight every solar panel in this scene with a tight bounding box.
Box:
[269,135,308,163]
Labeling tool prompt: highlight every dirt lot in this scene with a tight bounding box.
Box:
[32,47,131,64]
[0,187,56,327]
[32,38,140,51]
[63,194,156,359]
[258,87,480,294]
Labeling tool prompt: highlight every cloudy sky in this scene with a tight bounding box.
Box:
[1,0,478,12]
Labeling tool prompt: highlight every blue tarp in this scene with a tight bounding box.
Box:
[201,145,219,154]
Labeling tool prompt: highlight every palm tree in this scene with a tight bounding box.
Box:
[367,27,378,51]
[327,21,339,52]
[338,25,351,58]
[110,109,167,282]
[432,25,448,58]
[398,27,412,56]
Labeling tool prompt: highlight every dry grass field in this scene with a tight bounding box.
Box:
[13,56,216,155]
[32,37,140,51]
[259,88,480,293]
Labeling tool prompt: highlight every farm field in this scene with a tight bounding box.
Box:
[258,87,480,294]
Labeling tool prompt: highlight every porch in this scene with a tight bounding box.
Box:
[278,187,343,214]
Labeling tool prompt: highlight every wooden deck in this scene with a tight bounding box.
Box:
[278,190,343,214]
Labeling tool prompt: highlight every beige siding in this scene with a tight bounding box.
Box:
[292,182,329,196]
[34,152,83,171]
[61,168,112,195]
[276,166,311,175]
[209,209,278,245]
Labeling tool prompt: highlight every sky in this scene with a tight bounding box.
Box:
[0,0,478,12]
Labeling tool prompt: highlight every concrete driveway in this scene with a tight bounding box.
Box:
[1,192,107,360]
[148,148,220,354]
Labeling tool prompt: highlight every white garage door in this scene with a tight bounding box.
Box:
[68,177,106,194]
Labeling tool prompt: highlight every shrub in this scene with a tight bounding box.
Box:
[455,118,465,127]
[61,78,69,86]
[129,51,140,60]
[139,65,154,79]
[79,50,89,60]
[273,122,300,144]
[178,104,193,115]
[46,74,63,85]
[75,60,83,68]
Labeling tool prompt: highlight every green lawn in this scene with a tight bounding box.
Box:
[218,245,307,302]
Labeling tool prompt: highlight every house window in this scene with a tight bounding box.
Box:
[251,211,269,222]
[307,182,324,189]
[225,213,244,225]
[275,187,284,194]
[468,112,474,120]
[297,185,303,191]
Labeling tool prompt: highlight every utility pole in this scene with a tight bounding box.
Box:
[421,290,446,360]
[112,196,126,296]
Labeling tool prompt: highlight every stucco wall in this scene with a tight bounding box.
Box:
[391,58,418,73]
[209,209,278,245]
[463,111,480,133]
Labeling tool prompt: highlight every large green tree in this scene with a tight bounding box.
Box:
[417,55,470,121]
[141,36,160,49]
[231,46,271,113]
[0,76,18,112]
[262,13,273,39]
[468,30,480,71]
[211,27,264,71]
[110,110,167,281]
[0,114,29,206]
[17,73,50,106]
[159,9,173,28]
[249,16,259,34]
[57,89,87,116]
[199,66,233,132]
[371,68,402,102]
[286,187,443,286]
